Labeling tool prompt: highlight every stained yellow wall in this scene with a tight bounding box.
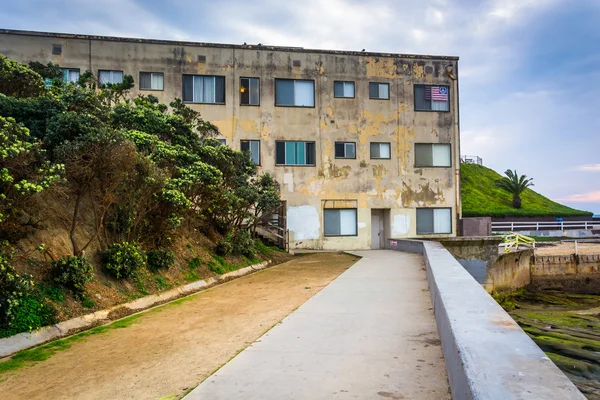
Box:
[0,31,461,250]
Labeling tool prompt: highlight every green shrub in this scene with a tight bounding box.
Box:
[52,256,94,297]
[102,242,147,279]
[215,239,233,256]
[231,229,256,259]
[1,294,57,337]
[208,254,236,275]
[147,248,175,272]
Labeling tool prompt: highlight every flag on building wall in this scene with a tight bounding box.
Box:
[424,86,448,102]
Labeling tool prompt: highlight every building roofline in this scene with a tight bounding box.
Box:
[0,28,460,61]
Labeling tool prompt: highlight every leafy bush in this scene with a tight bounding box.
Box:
[231,229,256,259]
[147,248,175,272]
[102,242,147,279]
[215,239,233,256]
[0,55,45,98]
[52,255,94,297]
[0,242,57,337]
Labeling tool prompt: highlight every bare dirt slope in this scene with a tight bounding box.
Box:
[0,253,358,400]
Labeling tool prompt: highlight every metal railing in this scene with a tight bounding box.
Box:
[492,221,600,232]
[499,233,536,253]
[461,155,483,165]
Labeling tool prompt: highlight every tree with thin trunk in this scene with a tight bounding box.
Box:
[495,170,534,209]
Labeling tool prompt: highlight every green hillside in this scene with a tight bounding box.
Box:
[461,163,592,218]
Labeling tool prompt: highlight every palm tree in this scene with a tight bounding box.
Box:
[495,170,534,209]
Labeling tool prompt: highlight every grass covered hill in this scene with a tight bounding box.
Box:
[461,163,593,218]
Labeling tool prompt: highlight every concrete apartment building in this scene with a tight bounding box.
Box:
[0,29,461,250]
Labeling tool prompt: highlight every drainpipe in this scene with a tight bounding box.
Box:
[447,63,461,233]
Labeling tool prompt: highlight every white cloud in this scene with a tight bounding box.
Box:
[574,164,600,172]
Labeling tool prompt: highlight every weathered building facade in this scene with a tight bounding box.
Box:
[0,29,461,250]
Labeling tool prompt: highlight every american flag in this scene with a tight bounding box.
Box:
[424,86,448,102]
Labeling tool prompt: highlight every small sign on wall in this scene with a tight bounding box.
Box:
[390,240,398,246]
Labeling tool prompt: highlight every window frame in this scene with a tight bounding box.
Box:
[414,143,452,168]
[217,138,227,146]
[98,69,124,86]
[334,141,357,159]
[416,207,453,235]
[413,84,451,113]
[323,208,358,237]
[139,71,164,91]
[240,139,261,166]
[275,140,317,166]
[369,82,390,100]
[62,68,80,84]
[240,77,260,106]
[274,78,316,108]
[182,74,227,105]
[333,80,356,99]
[369,142,392,160]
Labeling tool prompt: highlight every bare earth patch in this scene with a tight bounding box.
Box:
[0,252,358,400]
[535,242,600,256]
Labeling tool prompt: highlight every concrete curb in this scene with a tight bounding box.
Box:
[0,261,270,358]
[389,238,585,400]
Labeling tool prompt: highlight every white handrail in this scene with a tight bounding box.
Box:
[491,220,599,232]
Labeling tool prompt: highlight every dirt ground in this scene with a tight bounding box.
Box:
[0,253,358,400]
[535,242,600,256]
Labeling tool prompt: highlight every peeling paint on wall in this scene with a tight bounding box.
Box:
[287,205,320,240]
[283,173,294,192]
[392,215,410,236]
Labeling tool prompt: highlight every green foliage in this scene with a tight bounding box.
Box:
[215,239,233,256]
[230,229,256,259]
[147,248,175,272]
[461,163,592,217]
[0,116,63,241]
[27,61,64,82]
[51,256,94,297]
[81,297,95,309]
[492,288,525,311]
[155,276,168,290]
[208,254,237,275]
[494,169,535,209]
[102,242,147,279]
[0,242,57,337]
[0,55,45,98]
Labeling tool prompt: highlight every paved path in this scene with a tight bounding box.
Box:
[186,250,450,400]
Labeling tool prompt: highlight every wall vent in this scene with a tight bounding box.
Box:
[292,60,301,67]
[52,44,62,55]
[198,55,206,63]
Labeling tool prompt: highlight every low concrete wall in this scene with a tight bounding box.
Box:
[0,261,270,358]
[529,254,600,293]
[389,238,585,400]
[485,249,533,292]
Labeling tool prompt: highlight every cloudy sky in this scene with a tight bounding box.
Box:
[2,0,599,214]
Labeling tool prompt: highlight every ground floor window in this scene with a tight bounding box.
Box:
[416,208,451,234]
[324,208,357,236]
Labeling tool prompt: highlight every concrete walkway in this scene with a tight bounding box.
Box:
[185,250,450,399]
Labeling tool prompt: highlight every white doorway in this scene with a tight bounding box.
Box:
[371,209,389,249]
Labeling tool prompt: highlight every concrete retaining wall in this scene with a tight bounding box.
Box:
[485,249,533,292]
[0,261,270,358]
[529,254,600,293]
[389,238,585,400]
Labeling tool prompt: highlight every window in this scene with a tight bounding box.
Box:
[416,208,452,234]
[240,78,260,106]
[99,70,123,85]
[324,209,357,236]
[217,139,227,146]
[335,142,356,159]
[140,72,164,91]
[370,142,391,159]
[241,140,260,165]
[275,141,316,166]
[369,82,389,100]
[275,79,314,107]
[62,68,80,83]
[182,75,225,104]
[334,81,355,98]
[414,85,450,111]
[415,144,451,167]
